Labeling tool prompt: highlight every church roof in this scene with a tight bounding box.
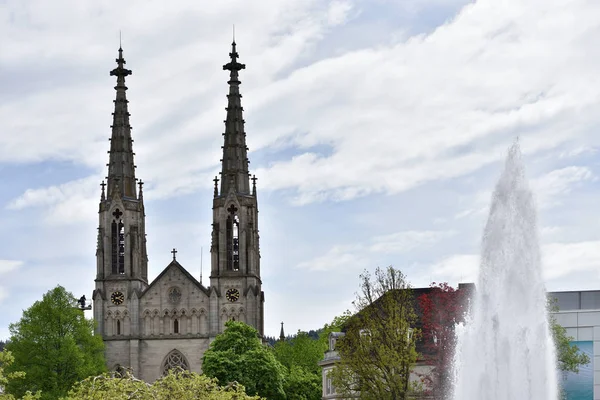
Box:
[106,46,139,199]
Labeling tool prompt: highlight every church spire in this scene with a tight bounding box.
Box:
[220,41,251,195]
[107,46,138,199]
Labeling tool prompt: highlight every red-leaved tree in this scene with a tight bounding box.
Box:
[417,283,470,400]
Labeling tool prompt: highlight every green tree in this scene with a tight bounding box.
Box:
[5,286,105,399]
[273,331,325,400]
[274,331,324,375]
[66,369,261,399]
[0,350,40,400]
[202,321,286,399]
[548,299,590,373]
[330,266,419,400]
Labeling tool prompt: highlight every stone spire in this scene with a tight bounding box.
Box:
[107,46,138,199]
[219,41,251,195]
[279,322,285,341]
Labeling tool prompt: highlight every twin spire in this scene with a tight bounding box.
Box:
[103,40,256,201]
[219,41,254,196]
[105,46,137,199]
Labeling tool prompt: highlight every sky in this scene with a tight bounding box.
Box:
[1,0,600,339]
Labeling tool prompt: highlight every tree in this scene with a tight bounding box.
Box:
[66,369,261,399]
[0,350,40,400]
[548,298,590,373]
[274,331,325,400]
[417,282,468,400]
[330,266,419,400]
[4,286,105,399]
[274,331,324,375]
[202,321,286,399]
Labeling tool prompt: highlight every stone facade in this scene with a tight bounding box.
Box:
[92,43,264,381]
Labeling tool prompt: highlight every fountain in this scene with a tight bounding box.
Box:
[451,141,558,399]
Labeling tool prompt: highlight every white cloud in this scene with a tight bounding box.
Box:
[0,260,24,305]
[542,241,600,281]
[296,245,368,272]
[8,176,99,225]
[424,254,480,286]
[532,166,595,208]
[297,229,456,271]
[369,230,457,254]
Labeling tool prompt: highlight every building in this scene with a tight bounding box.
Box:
[319,284,473,400]
[91,42,264,382]
[550,290,599,400]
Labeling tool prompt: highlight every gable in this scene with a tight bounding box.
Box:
[140,261,210,314]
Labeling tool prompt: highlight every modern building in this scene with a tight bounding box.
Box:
[550,290,599,400]
[92,42,264,382]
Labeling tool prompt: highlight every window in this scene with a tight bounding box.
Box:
[173,319,179,334]
[226,207,240,271]
[111,210,125,275]
[162,350,189,376]
[116,320,121,335]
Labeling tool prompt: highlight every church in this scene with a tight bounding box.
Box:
[91,42,264,382]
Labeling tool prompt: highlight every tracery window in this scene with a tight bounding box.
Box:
[162,350,189,376]
[226,206,240,271]
[111,208,125,274]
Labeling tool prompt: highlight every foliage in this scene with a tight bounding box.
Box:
[5,286,105,399]
[0,342,5,353]
[416,282,468,400]
[202,321,286,399]
[65,369,261,399]
[273,330,329,400]
[282,365,320,400]
[548,298,591,373]
[0,350,40,400]
[274,331,325,375]
[330,266,419,400]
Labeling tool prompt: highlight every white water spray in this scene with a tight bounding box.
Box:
[452,142,557,400]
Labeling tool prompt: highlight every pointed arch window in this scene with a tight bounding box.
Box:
[111,209,125,274]
[173,318,179,334]
[116,320,121,335]
[162,350,189,376]
[226,205,240,271]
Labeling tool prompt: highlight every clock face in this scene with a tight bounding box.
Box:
[111,291,125,305]
[226,288,240,303]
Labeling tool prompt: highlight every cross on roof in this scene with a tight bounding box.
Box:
[112,208,123,219]
[171,248,177,261]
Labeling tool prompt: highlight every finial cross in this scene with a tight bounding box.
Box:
[138,180,144,191]
[171,248,177,260]
[100,181,106,192]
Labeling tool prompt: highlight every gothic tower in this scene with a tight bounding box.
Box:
[93,46,148,344]
[209,41,264,336]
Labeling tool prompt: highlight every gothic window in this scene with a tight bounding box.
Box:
[173,319,179,334]
[111,208,125,274]
[162,350,189,376]
[116,320,121,335]
[226,206,240,271]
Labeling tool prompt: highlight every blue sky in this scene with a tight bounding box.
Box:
[2,0,600,339]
